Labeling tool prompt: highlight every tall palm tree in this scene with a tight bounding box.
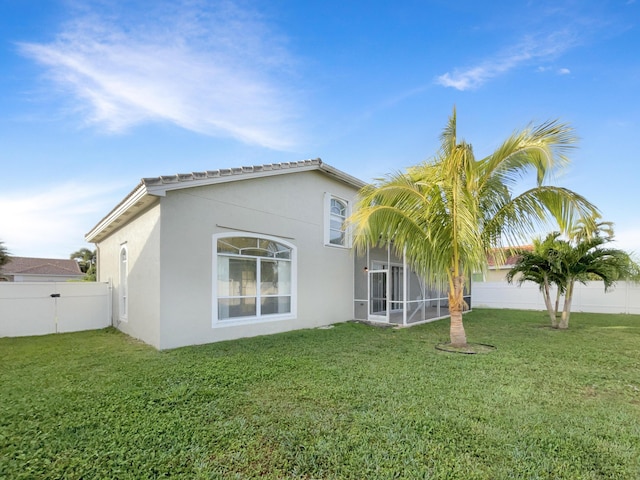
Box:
[348,109,597,347]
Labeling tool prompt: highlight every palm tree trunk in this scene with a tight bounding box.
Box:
[449,275,467,347]
[559,279,574,329]
[542,280,556,327]
[554,288,561,326]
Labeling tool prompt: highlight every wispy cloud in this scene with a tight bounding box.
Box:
[436,30,578,91]
[19,1,300,150]
[0,182,127,258]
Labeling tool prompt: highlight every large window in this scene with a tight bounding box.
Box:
[325,194,350,247]
[215,235,295,323]
[119,244,128,321]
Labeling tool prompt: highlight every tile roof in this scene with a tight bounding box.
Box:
[141,159,342,186]
[1,257,83,276]
[139,158,366,190]
[86,158,366,243]
[487,245,534,268]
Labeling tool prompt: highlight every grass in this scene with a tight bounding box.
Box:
[1,309,639,479]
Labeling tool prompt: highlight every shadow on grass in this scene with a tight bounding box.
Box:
[435,342,497,354]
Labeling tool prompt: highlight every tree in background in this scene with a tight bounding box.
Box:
[557,227,639,329]
[506,233,565,327]
[0,241,10,281]
[70,247,97,281]
[569,212,614,244]
[348,109,596,348]
[0,241,10,269]
[507,216,639,329]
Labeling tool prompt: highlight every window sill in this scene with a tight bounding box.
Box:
[212,313,295,328]
[324,242,351,249]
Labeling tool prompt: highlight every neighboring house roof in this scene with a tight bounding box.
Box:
[1,256,83,277]
[487,245,534,269]
[85,158,367,243]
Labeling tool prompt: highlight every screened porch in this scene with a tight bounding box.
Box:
[353,245,471,326]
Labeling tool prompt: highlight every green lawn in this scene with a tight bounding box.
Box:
[1,310,639,479]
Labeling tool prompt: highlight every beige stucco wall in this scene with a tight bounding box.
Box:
[156,170,359,349]
[96,203,162,348]
[485,269,509,282]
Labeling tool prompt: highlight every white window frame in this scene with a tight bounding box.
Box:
[212,233,297,327]
[324,193,351,248]
[119,243,128,322]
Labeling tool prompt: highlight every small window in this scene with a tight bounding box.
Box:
[119,244,128,321]
[325,194,350,247]
[471,272,485,283]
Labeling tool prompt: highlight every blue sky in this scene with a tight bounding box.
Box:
[1,0,639,258]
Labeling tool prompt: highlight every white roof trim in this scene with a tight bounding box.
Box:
[85,183,150,243]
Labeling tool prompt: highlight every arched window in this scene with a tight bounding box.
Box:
[325,195,350,247]
[214,235,296,323]
[119,244,128,321]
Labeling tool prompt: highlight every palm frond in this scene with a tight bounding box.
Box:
[348,110,595,346]
[485,186,597,245]
[438,106,458,158]
[479,120,577,190]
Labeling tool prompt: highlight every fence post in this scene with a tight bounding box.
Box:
[108,278,114,327]
[50,292,61,333]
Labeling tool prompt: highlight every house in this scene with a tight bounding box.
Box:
[86,159,463,349]
[0,256,84,282]
[473,246,534,282]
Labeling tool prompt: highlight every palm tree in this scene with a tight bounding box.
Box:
[70,247,97,281]
[557,235,638,329]
[0,241,10,269]
[507,214,639,329]
[0,241,10,281]
[348,109,597,347]
[506,233,566,327]
[70,248,96,274]
[569,212,614,243]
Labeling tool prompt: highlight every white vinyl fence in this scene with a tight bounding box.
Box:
[0,282,111,338]
[472,281,640,315]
